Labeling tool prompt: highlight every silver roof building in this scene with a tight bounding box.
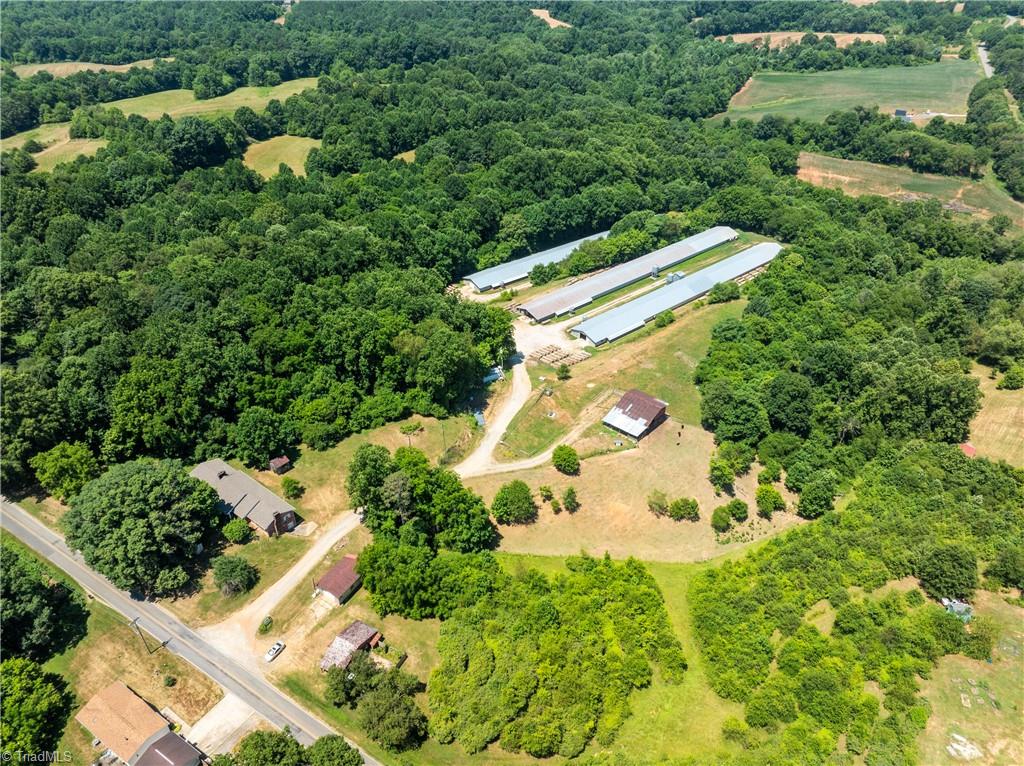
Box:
[463,231,609,292]
[571,242,783,345]
[518,226,738,321]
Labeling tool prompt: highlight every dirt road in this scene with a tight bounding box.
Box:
[198,510,361,663]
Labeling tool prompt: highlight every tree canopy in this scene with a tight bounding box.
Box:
[62,459,220,595]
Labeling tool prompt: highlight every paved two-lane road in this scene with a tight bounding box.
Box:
[0,500,384,766]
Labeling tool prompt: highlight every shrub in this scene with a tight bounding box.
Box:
[556,364,571,381]
[755,485,785,519]
[163,675,177,687]
[758,459,782,484]
[986,545,1024,589]
[281,476,305,499]
[223,517,252,544]
[797,476,835,519]
[647,490,669,516]
[708,457,734,493]
[718,441,755,475]
[492,480,537,525]
[708,281,741,304]
[551,498,562,514]
[258,616,273,634]
[711,505,732,533]
[22,138,44,154]
[918,543,978,600]
[726,499,748,522]
[721,716,750,746]
[997,365,1024,390]
[212,555,259,596]
[655,310,675,327]
[552,445,580,475]
[668,497,699,521]
[562,486,580,513]
[325,652,380,708]
[538,485,554,502]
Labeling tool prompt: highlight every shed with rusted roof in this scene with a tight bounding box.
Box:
[602,389,667,439]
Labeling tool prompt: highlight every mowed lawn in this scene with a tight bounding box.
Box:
[969,364,1024,466]
[243,135,321,177]
[498,298,747,462]
[917,591,1024,766]
[798,152,1024,223]
[724,59,982,122]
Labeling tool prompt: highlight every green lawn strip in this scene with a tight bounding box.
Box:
[163,534,310,624]
[596,300,747,427]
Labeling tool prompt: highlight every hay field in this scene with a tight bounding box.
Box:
[723,59,982,122]
[715,31,886,48]
[102,77,318,120]
[12,57,170,78]
[797,152,1024,223]
[243,135,321,177]
[32,137,108,172]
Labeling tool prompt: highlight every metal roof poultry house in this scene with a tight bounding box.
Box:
[571,242,782,345]
[518,227,738,321]
[463,231,609,291]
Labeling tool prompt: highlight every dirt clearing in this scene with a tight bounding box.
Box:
[12,57,171,78]
[716,32,886,48]
[531,8,572,28]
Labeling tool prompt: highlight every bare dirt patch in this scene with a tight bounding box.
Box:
[12,57,172,78]
[466,422,803,562]
[531,8,572,29]
[716,31,886,48]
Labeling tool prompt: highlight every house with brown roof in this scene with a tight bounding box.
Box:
[75,681,201,766]
[602,389,667,439]
[319,620,382,671]
[315,554,362,604]
[190,458,297,536]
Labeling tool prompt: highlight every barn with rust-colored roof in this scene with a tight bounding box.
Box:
[602,389,667,439]
[319,620,382,671]
[315,554,362,604]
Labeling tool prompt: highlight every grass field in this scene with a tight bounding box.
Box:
[0,537,222,764]
[101,77,318,120]
[11,57,170,78]
[242,135,321,177]
[918,591,1024,766]
[797,152,1024,222]
[723,59,982,122]
[969,364,1024,466]
[469,421,803,562]
[163,534,310,626]
[32,137,108,171]
[4,77,319,157]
